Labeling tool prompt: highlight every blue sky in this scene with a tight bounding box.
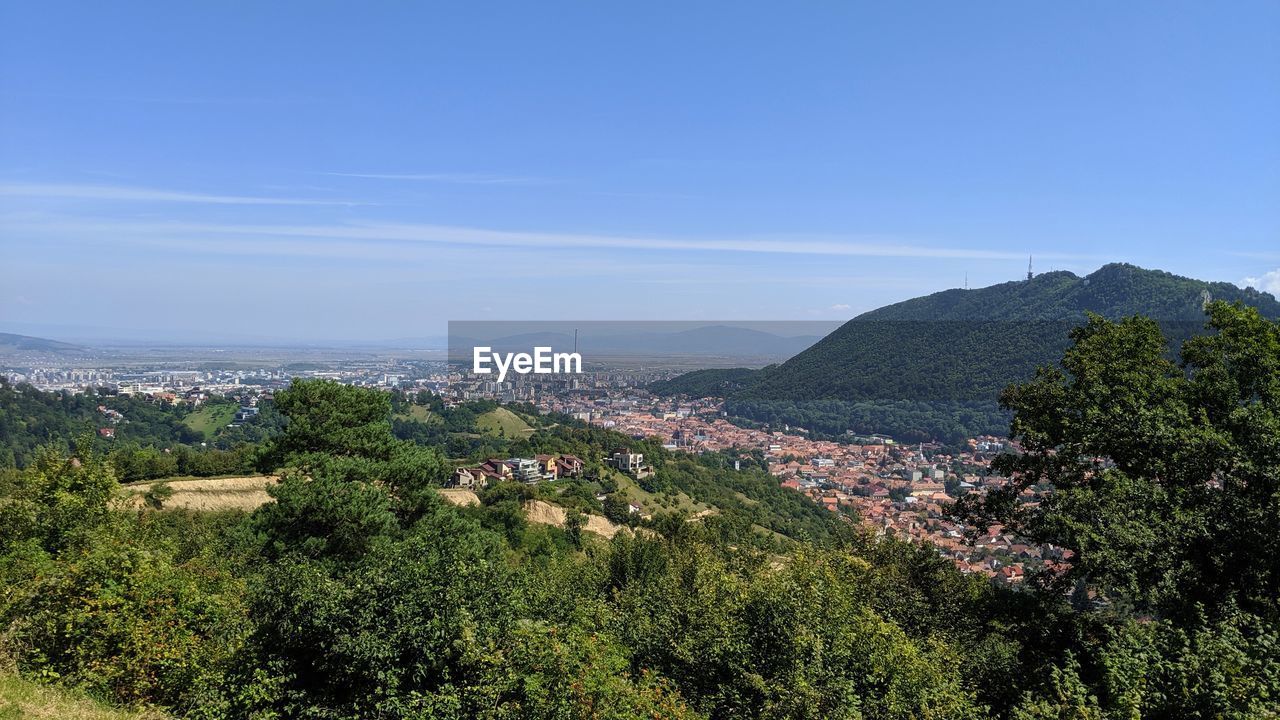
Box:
[2,1,1277,342]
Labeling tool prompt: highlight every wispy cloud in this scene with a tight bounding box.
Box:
[5,215,1089,262]
[1242,269,1280,295]
[0,182,364,206]
[323,172,547,185]
[12,91,319,106]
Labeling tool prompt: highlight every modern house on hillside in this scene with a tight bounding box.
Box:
[606,450,651,478]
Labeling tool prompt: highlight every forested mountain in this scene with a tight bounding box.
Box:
[648,366,766,397]
[654,264,1280,441]
[849,263,1280,322]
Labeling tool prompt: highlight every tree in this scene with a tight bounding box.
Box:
[602,495,632,525]
[267,379,398,463]
[231,507,514,718]
[0,443,245,710]
[251,464,400,563]
[954,302,1280,622]
[564,509,585,550]
[0,440,116,555]
[263,379,449,499]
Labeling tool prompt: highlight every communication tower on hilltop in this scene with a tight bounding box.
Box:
[1026,256,1034,282]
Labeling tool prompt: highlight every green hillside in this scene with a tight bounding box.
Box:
[657,264,1280,441]
[647,366,763,397]
[857,263,1280,322]
[475,407,535,437]
[181,403,237,439]
[394,404,440,425]
[0,332,88,357]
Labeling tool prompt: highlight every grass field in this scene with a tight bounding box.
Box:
[475,408,535,438]
[608,468,711,516]
[181,404,236,439]
[121,475,276,512]
[395,405,442,425]
[0,673,165,720]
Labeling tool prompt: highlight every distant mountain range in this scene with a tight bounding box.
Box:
[652,264,1280,442]
[0,332,90,357]
[0,324,827,365]
[451,324,826,361]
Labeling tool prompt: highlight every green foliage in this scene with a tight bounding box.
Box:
[4,342,1280,718]
[0,442,116,554]
[0,450,247,713]
[0,380,277,479]
[649,367,763,398]
[1010,610,1280,719]
[143,481,174,509]
[231,512,513,718]
[651,452,842,545]
[607,539,983,719]
[0,382,197,469]
[5,535,246,710]
[106,443,262,483]
[264,379,449,495]
[956,303,1280,622]
[0,671,168,720]
[251,468,400,562]
[487,625,704,720]
[1010,655,1104,720]
[268,379,398,461]
[563,508,585,549]
[726,397,1009,445]
[601,494,633,525]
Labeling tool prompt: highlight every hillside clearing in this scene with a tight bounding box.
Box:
[180,404,236,439]
[609,468,711,516]
[475,408,534,438]
[122,475,277,512]
[395,405,441,424]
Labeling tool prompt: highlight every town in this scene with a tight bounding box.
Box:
[533,392,1062,583]
[5,355,1051,585]
[440,369,1058,584]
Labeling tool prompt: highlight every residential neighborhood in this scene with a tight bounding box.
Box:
[531,391,1059,583]
[448,453,585,490]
